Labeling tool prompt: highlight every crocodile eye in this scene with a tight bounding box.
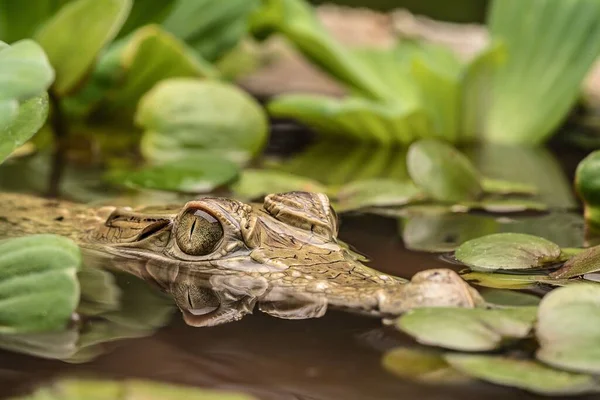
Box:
[176,209,224,256]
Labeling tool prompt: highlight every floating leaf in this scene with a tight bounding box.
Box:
[0,94,49,163]
[267,95,430,145]
[335,178,422,212]
[481,178,537,196]
[445,354,599,396]
[480,289,541,307]
[106,25,218,114]
[451,198,548,214]
[231,169,326,201]
[34,0,132,95]
[249,0,391,100]
[551,245,600,279]
[0,39,54,102]
[454,233,561,271]
[0,234,81,334]
[536,284,600,375]
[163,0,258,62]
[137,78,268,165]
[397,306,537,351]
[485,0,600,144]
[106,155,239,193]
[461,271,572,290]
[407,139,482,202]
[382,347,468,384]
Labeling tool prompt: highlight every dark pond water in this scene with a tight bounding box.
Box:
[0,122,595,399]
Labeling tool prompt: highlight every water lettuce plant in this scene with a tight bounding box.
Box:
[254,0,600,145]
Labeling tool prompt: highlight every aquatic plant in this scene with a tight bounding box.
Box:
[254,0,600,145]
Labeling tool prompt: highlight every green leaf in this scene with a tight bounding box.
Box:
[407,139,482,202]
[0,328,78,360]
[461,271,573,290]
[397,306,537,351]
[107,155,239,193]
[481,177,537,196]
[249,0,391,100]
[117,0,176,38]
[484,0,600,144]
[0,94,49,163]
[382,347,468,384]
[536,283,600,374]
[268,95,430,145]
[277,141,409,186]
[0,0,68,43]
[480,288,541,307]
[0,39,54,102]
[0,234,81,333]
[231,169,326,201]
[452,198,548,214]
[105,25,218,113]
[334,178,422,212]
[34,0,132,96]
[137,79,268,165]
[551,245,600,279]
[445,354,599,396]
[455,233,561,272]
[575,150,600,227]
[163,0,259,62]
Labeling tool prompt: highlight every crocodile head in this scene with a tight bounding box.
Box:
[84,191,482,326]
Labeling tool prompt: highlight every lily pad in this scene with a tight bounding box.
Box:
[382,347,468,384]
[136,78,268,165]
[0,234,81,333]
[407,139,483,202]
[536,283,600,374]
[445,354,599,396]
[34,0,132,95]
[481,178,537,196]
[231,169,326,201]
[461,271,573,290]
[454,233,561,271]
[335,178,422,212]
[397,306,537,351]
[451,198,548,214]
[106,156,239,193]
[480,289,541,307]
[551,245,600,279]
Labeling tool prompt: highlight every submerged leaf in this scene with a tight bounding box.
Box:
[267,95,429,145]
[407,139,482,202]
[137,78,268,165]
[397,306,537,351]
[445,354,599,396]
[34,0,132,95]
[106,156,239,193]
[454,233,561,271]
[485,0,600,144]
[536,284,600,375]
[0,234,81,333]
[231,169,326,201]
[382,347,468,384]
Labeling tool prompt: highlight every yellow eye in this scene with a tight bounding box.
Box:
[176,209,224,256]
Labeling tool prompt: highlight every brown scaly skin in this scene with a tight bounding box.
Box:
[0,191,483,327]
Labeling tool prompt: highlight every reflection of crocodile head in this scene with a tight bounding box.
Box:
[0,192,482,327]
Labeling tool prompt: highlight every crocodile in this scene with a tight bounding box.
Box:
[0,191,483,326]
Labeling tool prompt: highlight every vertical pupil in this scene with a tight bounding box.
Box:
[177,209,224,256]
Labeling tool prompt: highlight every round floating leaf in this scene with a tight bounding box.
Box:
[0,39,54,102]
[106,155,239,193]
[382,347,468,384]
[397,306,537,351]
[551,245,600,279]
[0,234,81,334]
[0,94,49,163]
[455,233,561,271]
[461,271,573,290]
[231,169,326,201]
[536,284,600,374]
[137,78,268,165]
[335,178,423,212]
[407,139,483,202]
[481,177,537,196]
[445,354,599,396]
[34,0,132,95]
